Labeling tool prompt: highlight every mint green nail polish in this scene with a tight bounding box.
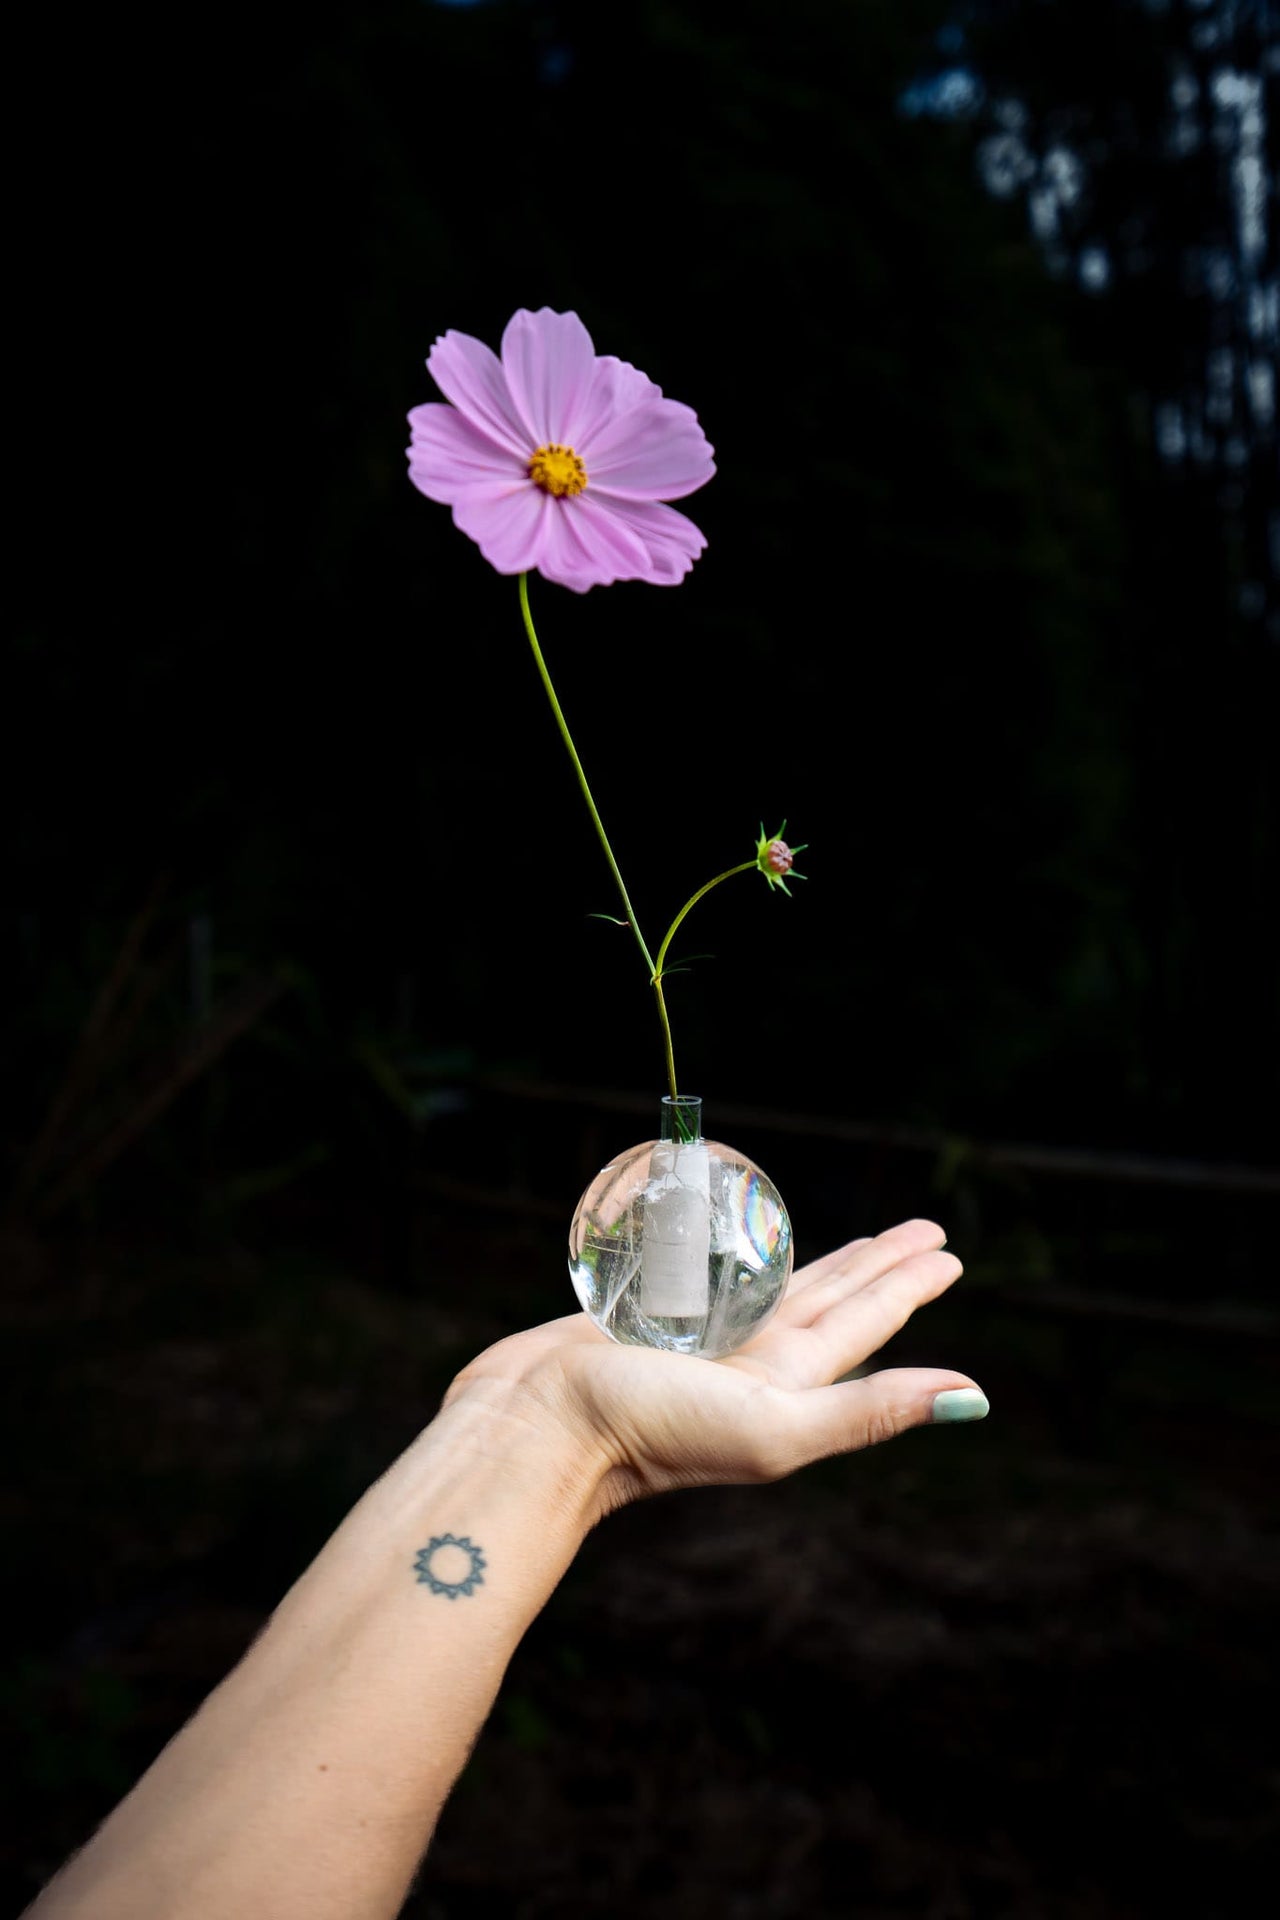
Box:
[931,1388,990,1424]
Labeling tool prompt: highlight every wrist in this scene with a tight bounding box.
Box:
[409,1375,610,1536]
[242,1370,609,1731]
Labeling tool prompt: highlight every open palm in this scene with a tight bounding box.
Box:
[446,1218,985,1518]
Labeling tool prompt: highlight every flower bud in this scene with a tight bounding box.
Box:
[754,822,808,896]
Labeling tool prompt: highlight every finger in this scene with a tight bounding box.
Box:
[782,1218,951,1327]
[807,1247,963,1376]
[785,1218,948,1300]
[754,1367,989,1479]
[747,1247,963,1392]
[785,1235,873,1296]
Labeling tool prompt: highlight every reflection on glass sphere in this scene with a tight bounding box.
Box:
[569,1132,792,1359]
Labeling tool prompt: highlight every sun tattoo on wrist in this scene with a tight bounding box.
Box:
[413,1534,486,1599]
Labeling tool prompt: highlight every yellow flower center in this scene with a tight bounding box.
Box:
[528,443,587,498]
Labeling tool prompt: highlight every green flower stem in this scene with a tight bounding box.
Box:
[653,864,758,982]
[653,981,679,1107]
[517,572,681,1098]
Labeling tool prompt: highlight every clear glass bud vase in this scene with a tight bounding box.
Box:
[569,1095,793,1358]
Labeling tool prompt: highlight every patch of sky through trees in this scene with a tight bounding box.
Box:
[900,0,1277,638]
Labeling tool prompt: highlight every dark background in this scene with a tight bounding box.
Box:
[5,2,1278,1914]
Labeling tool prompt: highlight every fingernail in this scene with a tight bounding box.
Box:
[931,1388,990,1424]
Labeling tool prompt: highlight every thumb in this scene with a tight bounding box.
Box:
[765,1368,990,1476]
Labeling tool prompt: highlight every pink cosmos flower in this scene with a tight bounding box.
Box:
[407,308,715,593]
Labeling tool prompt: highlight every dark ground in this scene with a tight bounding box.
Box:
[5,1095,1277,1918]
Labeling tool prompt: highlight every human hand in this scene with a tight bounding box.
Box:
[444,1218,987,1522]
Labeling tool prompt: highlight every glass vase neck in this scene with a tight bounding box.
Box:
[660,1094,703,1144]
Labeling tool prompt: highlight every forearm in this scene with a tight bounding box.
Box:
[32,1387,605,1920]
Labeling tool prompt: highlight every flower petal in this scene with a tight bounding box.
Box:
[569,354,663,449]
[426,329,530,459]
[587,497,708,585]
[536,495,656,590]
[407,403,524,505]
[451,481,553,576]
[582,398,715,501]
[500,308,597,447]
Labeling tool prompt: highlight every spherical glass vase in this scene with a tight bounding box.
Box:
[569,1095,793,1358]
